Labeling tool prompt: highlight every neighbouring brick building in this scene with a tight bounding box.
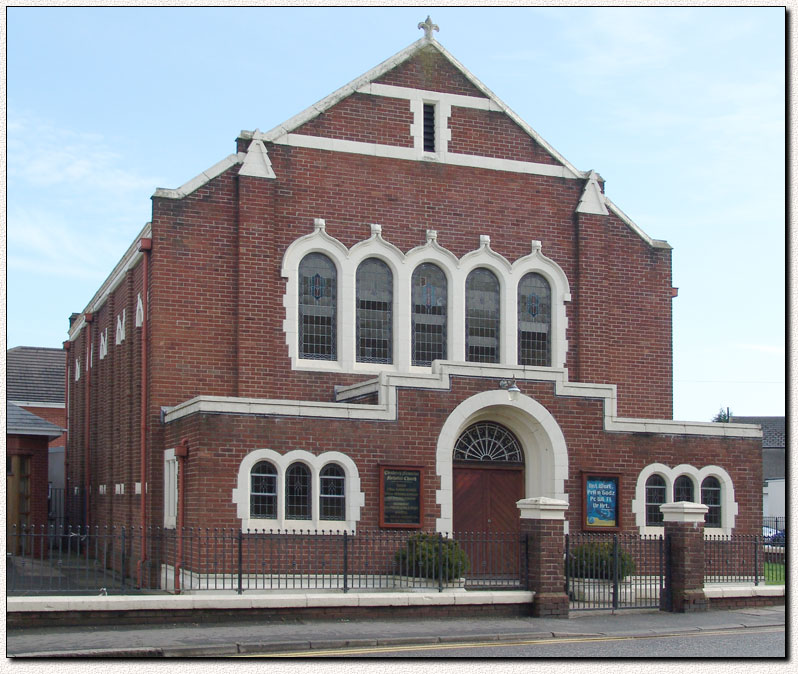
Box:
[64,22,762,565]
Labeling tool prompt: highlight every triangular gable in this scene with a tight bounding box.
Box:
[255,33,582,179]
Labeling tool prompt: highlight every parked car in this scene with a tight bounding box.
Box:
[762,526,785,545]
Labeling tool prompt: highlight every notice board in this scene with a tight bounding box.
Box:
[379,465,423,528]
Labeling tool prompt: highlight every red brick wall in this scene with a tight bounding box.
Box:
[374,47,487,97]
[149,376,760,536]
[20,406,66,448]
[295,93,414,147]
[448,106,561,165]
[7,435,50,528]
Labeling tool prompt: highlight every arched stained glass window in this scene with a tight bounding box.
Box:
[518,273,551,366]
[250,461,277,519]
[299,253,337,360]
[320,464,346,521]
[411,263,447,366]
[466,268,500,363]
[285,463,311,520]
[701,476,722,527]
[645,474,666,526]
[356,259,393,363]
[453,422,523,463]
[674,475,694,503]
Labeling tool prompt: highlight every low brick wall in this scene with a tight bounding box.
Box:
[7,590,534,629]
[8,601,532,629]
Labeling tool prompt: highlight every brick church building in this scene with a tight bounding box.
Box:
[64,20,762,553]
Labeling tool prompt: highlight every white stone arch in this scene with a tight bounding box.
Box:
[281,219,348,371]
[233,448,364,532]
[459,240,511,365]
[349,226,405,370]
[631,462,737,535]
[405,234,459,369]
[435,390,569,533]
[510,243,571,368]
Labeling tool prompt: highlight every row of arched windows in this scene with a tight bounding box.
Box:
[298,253,552,367]
[251,460,345,521]
[645,474,722,527]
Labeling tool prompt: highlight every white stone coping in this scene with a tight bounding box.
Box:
[69,222,152,341]
[7,590,533,613]
[702,584,785,599]
[163,362,763,440]
[152,153,246,200]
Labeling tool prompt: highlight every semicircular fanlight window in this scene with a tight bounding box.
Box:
[453,422,523,463]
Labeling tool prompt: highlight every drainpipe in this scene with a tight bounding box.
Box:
[83,314,94,529]
[174,438,189,593]
[137,237,152,587]
[62,340,71,525]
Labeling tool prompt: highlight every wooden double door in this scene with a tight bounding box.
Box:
[453,465,523,534]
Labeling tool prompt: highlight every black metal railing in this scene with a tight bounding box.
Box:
[762,517,787,541]
[565,532,665,611]
[7,525,525,596]
[704,534,786,585]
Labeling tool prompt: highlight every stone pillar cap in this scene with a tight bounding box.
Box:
[661,501,708,523]
[517,496,569,520]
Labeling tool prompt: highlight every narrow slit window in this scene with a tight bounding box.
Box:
[356,258,393,364]
[285,463,311,520]
[320,464,346,521]
[412,263,447,366]
[518,273,551,366]
[466,268,500,363]
[645,474,666,526]
[701,477,722,527]
[423,103,436,152]
[251,461,277,519]
[674,475,695,503]
[298,253,337,360]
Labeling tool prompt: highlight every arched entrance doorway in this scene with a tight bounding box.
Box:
[435,390,569,535]
[452,422,524,534]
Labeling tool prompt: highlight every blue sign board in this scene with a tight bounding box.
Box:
[585,476,618,528]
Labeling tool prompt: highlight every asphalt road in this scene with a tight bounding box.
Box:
[260,627,785,658]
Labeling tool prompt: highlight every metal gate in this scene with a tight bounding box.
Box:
[566,532,665,611]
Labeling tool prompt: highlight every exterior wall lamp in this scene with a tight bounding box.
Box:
[499,376,521,401]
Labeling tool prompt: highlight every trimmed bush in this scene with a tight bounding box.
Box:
[567,541,636,580]
[394,533,470,581]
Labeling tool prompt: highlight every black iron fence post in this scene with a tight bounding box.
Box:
[343,531,349,593]
[612,534,619,611]
[121,527,126,593]
[525,532,530,592]
[237,529,243,595]
[754,537,759,586]
[564,533,570,599]
[438,533,444,592]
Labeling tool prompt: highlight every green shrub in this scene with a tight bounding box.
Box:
[566,542,636,580]
[394,533,470,581]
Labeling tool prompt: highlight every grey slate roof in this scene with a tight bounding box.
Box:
[6,402,65,439]
[730,416,785,448]
[6,346,65,404]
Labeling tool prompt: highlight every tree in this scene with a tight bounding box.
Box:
[712,407,732,423]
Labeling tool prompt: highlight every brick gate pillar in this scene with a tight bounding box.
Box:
[517,497,569,618]
[661,501,709,613]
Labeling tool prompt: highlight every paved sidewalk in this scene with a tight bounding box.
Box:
[7,605,785,657]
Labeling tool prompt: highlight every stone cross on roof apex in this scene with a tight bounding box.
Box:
[418,16,439,40]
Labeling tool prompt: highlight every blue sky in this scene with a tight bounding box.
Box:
[5,6,785,422]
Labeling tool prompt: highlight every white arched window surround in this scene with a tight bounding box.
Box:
[232,448,364,533]
[282,220,571,374]
[434,390,569,534]
[631,463,737,536]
